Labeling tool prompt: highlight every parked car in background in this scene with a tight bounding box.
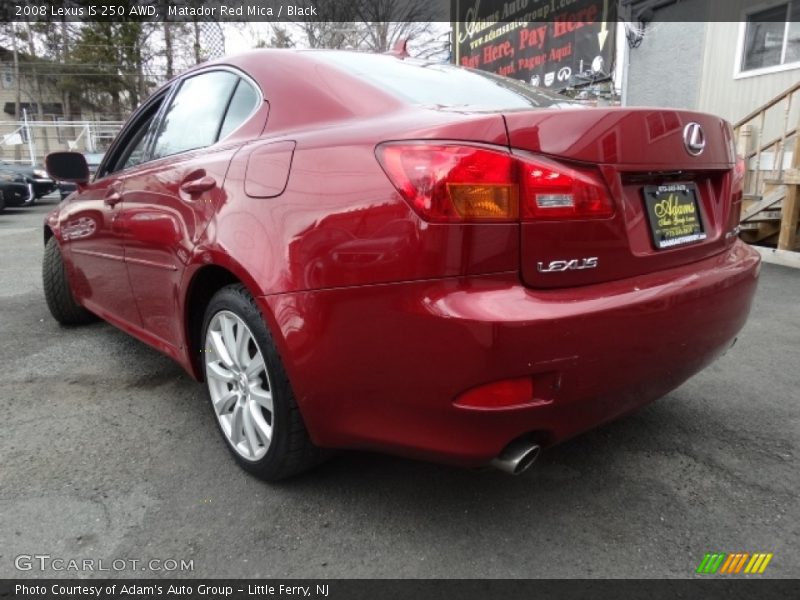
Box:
[43,50,760,481]
[0,168,33,210]
[0,160,56,203]
[57,153,105,200]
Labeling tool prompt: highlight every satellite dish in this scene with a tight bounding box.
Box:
[591,56,605,73]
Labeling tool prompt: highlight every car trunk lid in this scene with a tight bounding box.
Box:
[503,108,740,289]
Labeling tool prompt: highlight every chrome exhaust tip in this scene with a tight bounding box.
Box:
[490,438,541,475]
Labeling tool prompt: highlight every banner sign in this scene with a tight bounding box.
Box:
[3,579,797,600]
[452,0,617,90]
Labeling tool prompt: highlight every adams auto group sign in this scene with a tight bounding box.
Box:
[452,0,617,90]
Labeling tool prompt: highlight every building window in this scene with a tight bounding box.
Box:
[741,1,800,73]
[1,69,13,89]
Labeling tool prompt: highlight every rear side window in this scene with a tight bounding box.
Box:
[219,80,260,139]
[151,71,238,159]
[312,52,579,111]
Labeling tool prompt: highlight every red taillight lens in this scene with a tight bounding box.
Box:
[376,143,614,223]
[376,144,518,222]
[519,155,614,220]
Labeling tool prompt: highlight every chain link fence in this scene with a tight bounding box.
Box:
[0,117,124,165]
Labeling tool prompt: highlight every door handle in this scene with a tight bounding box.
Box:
[104,191,122,207]
[180,175,217,194]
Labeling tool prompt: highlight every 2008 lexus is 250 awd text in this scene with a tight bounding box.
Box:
[43,50,760,480]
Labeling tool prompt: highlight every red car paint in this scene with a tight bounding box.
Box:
[46,50,760,467]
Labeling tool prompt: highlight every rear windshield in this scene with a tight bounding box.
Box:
[311,52,580,111]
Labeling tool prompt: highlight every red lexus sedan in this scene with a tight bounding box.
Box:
[43,50,760,480]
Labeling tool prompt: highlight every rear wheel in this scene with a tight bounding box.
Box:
[42,237,96,325]
[202,284,326,480]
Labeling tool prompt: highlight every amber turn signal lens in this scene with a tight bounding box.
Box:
[448,184,519,220]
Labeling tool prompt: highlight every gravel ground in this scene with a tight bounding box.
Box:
[1,196,798,579]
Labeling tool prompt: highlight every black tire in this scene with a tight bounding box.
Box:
[201,284,328,481]
[42,237,96,325]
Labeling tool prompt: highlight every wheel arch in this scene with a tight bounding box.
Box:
[184,264,240,380]
[183,260,277,381]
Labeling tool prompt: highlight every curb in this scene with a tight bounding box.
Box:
[752,246,800,269]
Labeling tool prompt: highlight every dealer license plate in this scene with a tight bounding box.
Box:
[643,183,707,250]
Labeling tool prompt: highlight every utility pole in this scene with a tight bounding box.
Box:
[12,21,22,161]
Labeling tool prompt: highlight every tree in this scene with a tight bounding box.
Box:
[354,0,437,53]
[291,1,362,49]
[270,24,295,49]
[285,0,442,52]
[71,22,158,119]
[164,22,175,79]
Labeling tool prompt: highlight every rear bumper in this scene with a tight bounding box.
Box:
[260,241,760,466]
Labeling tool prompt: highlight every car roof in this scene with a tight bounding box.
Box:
[180,49,407,134]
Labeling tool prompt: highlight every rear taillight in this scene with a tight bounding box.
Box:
[376,143,614,223]
[376,144,518,222]
[518,155,615,220]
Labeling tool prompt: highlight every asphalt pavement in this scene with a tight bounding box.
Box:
[1,196,798,579]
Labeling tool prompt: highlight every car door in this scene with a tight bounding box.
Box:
[55,93,169,327]
[118,69,263,351]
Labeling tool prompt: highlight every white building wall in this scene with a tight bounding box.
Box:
[625,1,800,129]
[697,21,799,127]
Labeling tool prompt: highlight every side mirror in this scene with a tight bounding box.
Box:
[46,152,89,184]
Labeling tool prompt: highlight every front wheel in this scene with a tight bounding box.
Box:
[42,237,96,325]
[201,284,327,481]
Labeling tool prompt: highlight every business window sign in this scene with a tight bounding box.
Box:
[452,0,617,90]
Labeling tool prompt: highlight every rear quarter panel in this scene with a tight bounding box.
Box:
[208,109,519,296]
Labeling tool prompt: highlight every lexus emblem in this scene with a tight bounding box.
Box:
[683,122,706,156]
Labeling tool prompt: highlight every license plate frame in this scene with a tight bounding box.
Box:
[643,183,707,250]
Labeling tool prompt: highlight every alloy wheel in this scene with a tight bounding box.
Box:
[204,310,274,461]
